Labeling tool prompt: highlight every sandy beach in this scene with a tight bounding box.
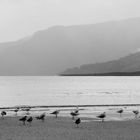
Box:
[0,76,140,140]
[0,115,140,140]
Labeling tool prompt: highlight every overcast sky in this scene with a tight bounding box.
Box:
[0,0,140,42]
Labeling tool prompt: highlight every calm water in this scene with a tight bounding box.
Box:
[0,76,140,107]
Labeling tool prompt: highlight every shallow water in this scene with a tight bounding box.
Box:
[0,76,140,107]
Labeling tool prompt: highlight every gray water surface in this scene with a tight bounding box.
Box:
[0,76,139,107]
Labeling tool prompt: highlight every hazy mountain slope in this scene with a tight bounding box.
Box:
[61,51,140,75]
[0,18,140,75]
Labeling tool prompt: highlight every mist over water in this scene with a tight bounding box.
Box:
[0,76,139,107]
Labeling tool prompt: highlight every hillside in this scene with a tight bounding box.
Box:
[61,51,140,75]
[0,18,140,75]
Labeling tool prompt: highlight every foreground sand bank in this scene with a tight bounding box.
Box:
[0,116,140,140]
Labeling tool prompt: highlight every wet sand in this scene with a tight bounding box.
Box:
[0,116,140,140]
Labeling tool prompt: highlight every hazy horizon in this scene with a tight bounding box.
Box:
[1,0,140,42]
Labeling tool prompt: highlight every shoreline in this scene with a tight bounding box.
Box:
[1,105,140,122]
[1,103,140,110]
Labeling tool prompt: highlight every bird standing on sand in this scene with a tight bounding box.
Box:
[1,111,6,119]
[50,110,59,118]
[36,113,45,122]
[14,108,19,116]
[27,116,33,126]
[22,107,31,115]
[74,107,79,114]
[75,118,81,127]
[117,109,123,117]
[97,112,106,122]
[70,111,79,120]
[19,116,27,125]
[25,108,31,115]
[133,110,139,118]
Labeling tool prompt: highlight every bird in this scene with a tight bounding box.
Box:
[50,110,59,118]
[97,112,106,122]
[70,111,79,120]
[117,109,123,117]
[25,108,31,115]
[133,110,139,118]
[19,116,27,125]
[27,116,33,126]
[75,106,79,113]
[75,118,81,127]
[14,108,19,116]
[36,113,45,122]
[74,109,79,114]
[1,111,6,119]
[22,107,31,115]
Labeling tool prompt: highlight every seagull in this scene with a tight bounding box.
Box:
[19,116,27,125]
[133,110,139,118]
[22,107,31,115]
[97,112,106,122]
[27,116,33,126]
[117,109,123,117]
[1,111,6,119]
[74,109,79,114]
[36,113,45,122]
[25,108,31,115]
[75,106,79,113]
[14,108,19,116]
[50,110,59,118]
[75,118,81,127]
[70,111,79,120]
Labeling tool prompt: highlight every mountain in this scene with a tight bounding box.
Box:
[61,51,140,75]
[0,18,140,75]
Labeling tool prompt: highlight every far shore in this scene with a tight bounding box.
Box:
[60,71,140,76]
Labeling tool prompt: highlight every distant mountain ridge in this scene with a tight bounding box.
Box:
[0,18,140,75]
[61,72,140,76]
[61,51,140,75]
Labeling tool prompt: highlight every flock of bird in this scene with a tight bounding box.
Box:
[0,108,81,127]
[96,109,140,122]
[0,108,139,127]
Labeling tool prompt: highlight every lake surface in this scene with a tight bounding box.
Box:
[0,76,139,107]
